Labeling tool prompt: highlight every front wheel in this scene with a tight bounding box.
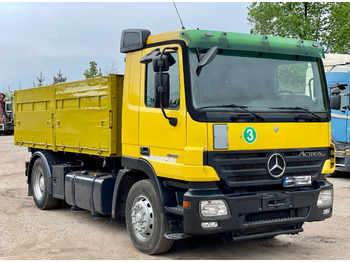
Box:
[126,179,174,255]
[31,158,61,209]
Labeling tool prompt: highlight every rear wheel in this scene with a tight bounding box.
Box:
[31,158,60,209]
[126,179,174,255]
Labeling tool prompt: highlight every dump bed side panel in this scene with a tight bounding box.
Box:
[14,75,123,157]
[14,85,55,148]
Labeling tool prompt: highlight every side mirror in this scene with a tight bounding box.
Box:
[154,73,170,108]
[149,46,179,127]
[196,46,218,76]
[153,55,170,72]
[330,87,341,110]
[154,72,177,126]
[140,48,160,64]
[329,82,347,90]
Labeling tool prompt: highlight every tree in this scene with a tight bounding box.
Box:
[53,69,67,84]
[83,61,102,78]
[247,2,350,54]
[104,60,119,75]
[35,71,45,87]
[4,91,14,99]
[4,86,14,99]
[326,3,350,54]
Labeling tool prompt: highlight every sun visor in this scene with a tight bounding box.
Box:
[120,29,151,53]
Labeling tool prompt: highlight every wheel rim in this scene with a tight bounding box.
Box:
[33,168,44,200]
[131,195,154,241]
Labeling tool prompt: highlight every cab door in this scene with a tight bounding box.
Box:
[138,44,187,180]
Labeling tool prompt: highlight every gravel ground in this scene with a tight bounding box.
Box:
[1,134,350,259]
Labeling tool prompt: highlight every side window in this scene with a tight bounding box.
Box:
[339,85,349,110]
[145,52,180,109]
[6,103,12,112]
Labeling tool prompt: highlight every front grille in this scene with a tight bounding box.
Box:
[245,209,292,224]
[205,148,329,187]
[245,208,309,225]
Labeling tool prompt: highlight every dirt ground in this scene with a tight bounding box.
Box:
[1,135,350,260]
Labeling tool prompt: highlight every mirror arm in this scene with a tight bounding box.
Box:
[195,46,218,76]
[159,92,177,127]
[158,85,177,126]
[158,84,177,126]
[195,48,202,62]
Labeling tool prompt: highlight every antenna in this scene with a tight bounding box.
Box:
[173,2,186,30]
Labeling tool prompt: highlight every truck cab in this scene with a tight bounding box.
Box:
[120,29,334,247]
[0,93,14,135]
[326,69,350,172]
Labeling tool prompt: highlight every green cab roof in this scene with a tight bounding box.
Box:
[180,30,324,58]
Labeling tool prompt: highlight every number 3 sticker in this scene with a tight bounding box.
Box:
[243,127,257,144]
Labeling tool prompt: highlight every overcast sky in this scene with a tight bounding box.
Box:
[0,1,251,93]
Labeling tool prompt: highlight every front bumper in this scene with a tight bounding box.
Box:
[183,180,333,237]
[335,149,350,172]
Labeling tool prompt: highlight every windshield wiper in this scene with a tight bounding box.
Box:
[269,106,325,122]
[198,104,266,121]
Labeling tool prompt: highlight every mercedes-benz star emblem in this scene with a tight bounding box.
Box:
[267,153,286,178]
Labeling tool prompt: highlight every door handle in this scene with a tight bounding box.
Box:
[140,146,150,156]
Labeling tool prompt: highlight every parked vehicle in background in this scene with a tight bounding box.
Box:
[324,54,350,173]
[323,54,350,72]
[14,29,335,254]
[0,92,14,135]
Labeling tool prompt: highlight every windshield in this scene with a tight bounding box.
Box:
[5,102,12,112]
[189,49,327,113]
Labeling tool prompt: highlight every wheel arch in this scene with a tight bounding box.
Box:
[111,157,176,219]
[27,150,66,195]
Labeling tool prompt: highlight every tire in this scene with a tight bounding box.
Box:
[126,179,174,255]
[31,158,61,210]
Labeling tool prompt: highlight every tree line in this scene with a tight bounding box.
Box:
[32,69,67,88]
[247,2,350,54]
[31,60,118,88]
[3,60,117,99]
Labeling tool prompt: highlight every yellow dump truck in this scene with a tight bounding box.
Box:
[15,29,335,254]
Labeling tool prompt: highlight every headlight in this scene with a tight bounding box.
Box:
[201,222,218,228]
[200,200,229,217]
[317,189,333,208]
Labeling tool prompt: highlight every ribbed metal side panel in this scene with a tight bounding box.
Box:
[14,74,123,157]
